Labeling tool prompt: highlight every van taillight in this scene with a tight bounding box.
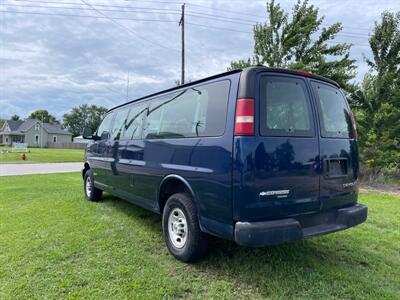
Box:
[351,112,358,139]
[234,98,254,136]
[297,70,312,77]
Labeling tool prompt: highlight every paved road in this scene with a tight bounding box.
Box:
[0,162,83,176]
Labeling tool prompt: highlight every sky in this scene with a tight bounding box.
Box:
[1,0,400,121]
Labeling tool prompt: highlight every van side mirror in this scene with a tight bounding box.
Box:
[100,131,109,141]
[82,127,93,139]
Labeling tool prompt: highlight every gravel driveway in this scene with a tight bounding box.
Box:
[0,162,82,176]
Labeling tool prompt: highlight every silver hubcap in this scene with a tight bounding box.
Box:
[168,208,187,248]
[86,176,92,197]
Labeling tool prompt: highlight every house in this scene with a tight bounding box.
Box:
[0,119,72,147]
[73,135,91,144]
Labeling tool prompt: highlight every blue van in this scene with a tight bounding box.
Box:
[82,67,367,262]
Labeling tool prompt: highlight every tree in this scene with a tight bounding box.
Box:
[229,0,357,91]
[11,114,20,121]
[63,104,108,137]
[28,110,59,124]
[351,11,400,177]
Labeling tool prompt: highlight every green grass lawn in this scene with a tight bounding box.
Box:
[0,173,399,299]
[0,146,84,163]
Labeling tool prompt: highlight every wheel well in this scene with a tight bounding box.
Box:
[159,178,192,213]
[82,162,90,178]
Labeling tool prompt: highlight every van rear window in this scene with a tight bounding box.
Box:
[259,76,314,137]
[312,82,354,139]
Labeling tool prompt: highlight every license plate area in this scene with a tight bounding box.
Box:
[325,158,348,178]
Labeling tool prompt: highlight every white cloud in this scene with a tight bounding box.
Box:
[0,0,399,120]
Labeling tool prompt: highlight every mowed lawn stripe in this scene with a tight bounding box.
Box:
[0,147,84,163]
[0,173,399,299]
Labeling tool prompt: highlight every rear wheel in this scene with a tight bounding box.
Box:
[84,169,102,201]
[162,193,208,262]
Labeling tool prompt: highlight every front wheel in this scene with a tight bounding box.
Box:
[162,193,208,262]
[84,169,102,202]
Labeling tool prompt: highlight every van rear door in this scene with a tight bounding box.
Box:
[311,81,358,209]
[233,74,321,222]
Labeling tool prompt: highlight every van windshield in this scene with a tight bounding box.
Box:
[312,82,354,139]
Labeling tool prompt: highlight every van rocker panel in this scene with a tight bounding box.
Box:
[234,203,367,246]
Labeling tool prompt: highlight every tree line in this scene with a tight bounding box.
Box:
[2,0,398,178]
[230,0,399,178]
[5,105,108,138]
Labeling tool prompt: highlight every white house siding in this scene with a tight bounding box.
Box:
[0,120,72,147]
[46,133,72,144]
[24,124,48,147]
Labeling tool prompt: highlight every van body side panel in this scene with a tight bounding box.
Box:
[116,139,155,210]
[98,74,239,240]
[135,137,234,238]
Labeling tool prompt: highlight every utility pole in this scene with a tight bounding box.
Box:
[126,71,130,101]
[179,3,185,85]
[40,114,43,149]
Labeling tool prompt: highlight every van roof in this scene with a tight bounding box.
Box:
[108,66,340,113]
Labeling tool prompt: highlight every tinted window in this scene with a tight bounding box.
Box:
[122,103,147,139]
[312,82,354,138]
[143,80,230,139]
[96,112,114,140]
[260,76,314,137]
[110,107,130,140]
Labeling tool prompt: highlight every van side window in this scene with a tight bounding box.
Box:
[96,112,114,140]
[110,107,130,141]
[123,103,147,139]
[260,76,314,137]
[143,80,230,139]
[312,82,354,138]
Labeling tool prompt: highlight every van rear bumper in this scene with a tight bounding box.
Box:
[234,204,367,246]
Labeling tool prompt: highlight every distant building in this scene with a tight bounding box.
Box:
[0,119,72,147]
[73,135,91,144]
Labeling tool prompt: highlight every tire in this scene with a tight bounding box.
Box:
[162,193,208,262]
[84,169,103,202]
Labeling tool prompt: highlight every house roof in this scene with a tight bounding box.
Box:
[43,122,72,135]
[6,120,23,131]
[2,119,72,135]
[17,119,38,132]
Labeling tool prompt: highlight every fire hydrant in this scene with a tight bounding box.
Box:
[21,153,27,161]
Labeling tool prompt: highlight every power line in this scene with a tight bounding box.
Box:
[187,21,370,40]
[13,0,179,12]
[186,21,252,34]
[5,3,255,26]
[11,0,181,13]
[186,9,258,24]
[2,9,370,41]
[2,7,370,41]
[10,0,372,33]
[77,0,372,34]
[5,3,370,38]
[186,22,370,47]
[186,12,255,26]
[78,0,180,52]
[3,3,182,15]
[114,0,184,5]
[0,9,177,22]
[4,1,371,49]
[186,2,373,32]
